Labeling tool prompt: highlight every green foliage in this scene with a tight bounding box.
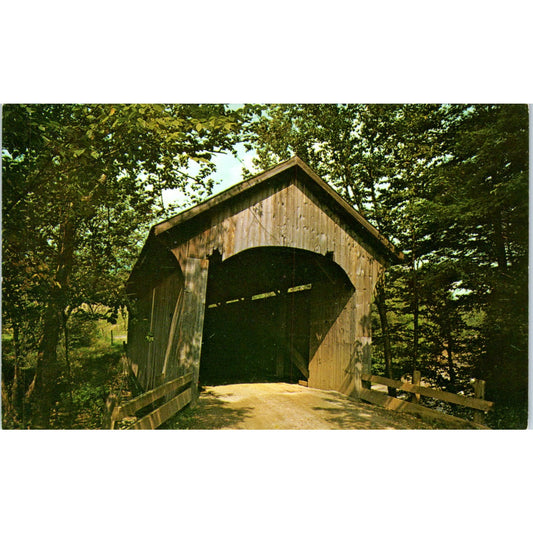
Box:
[2,103,243,322]
[2,318,131,429]
[486,397,528,430]
[2,103,246,427]
[67,314,99,348]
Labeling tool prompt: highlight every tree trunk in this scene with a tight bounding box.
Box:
[2,377,14,427]
[445,330,457,392]
[28,218,76,428]
[28,304,62,427]
[375,276,396,397]
[62,309,75,425]
[412,266,419,376]
[11,322,25,423]
[409,210,420,378]
[492,210,508,272]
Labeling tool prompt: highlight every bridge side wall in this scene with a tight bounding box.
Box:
[127,268,185,390]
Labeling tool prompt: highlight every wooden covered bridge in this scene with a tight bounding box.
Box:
[114,156,491,429]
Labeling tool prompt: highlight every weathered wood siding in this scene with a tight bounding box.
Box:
[175,258,209,400]
[161,177,386,397]
[127,268,185,390]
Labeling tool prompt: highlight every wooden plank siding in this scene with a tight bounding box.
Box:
[127,158,397,400]
[170,183,385,287]
[127,269,185,390]
[177,258,209,400]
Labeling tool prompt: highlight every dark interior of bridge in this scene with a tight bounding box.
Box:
[198,247,354,386]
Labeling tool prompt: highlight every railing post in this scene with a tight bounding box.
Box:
[473,379,486,425]
[103,394,118,429]
[412,370,421,404]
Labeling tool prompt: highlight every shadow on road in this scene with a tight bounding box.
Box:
[312,396,433,429]
[163,390,254,429]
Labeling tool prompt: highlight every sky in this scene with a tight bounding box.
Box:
[161,141,257,211]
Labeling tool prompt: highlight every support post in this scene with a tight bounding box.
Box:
[473,379,486,425]
[177,257,209,405]
[412,370,421,404]
[276,349,284,378]
[103,394,119,429]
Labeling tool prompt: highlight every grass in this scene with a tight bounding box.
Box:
[2,316,133,429]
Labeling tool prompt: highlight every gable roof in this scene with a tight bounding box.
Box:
[153,155,403,264]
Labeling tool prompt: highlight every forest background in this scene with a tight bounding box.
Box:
[1,103,529,429]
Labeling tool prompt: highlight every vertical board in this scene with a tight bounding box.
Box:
[126,269,184,390]
[149,271,184,388]
[177,257,209,400]
[126,289,152,386]
[160,284,185,379]
[308,282,359,396]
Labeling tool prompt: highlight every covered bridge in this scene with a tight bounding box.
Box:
[125,156,402,402]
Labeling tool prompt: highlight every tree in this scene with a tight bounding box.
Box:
[425,104,529,407]
[2,104,243,427]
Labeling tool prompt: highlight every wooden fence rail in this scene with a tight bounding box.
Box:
[105,372,193,429]
[360,373,493,429]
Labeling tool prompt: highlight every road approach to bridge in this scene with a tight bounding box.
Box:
[167,382,434,429]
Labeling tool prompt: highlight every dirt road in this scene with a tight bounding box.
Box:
[167,382,433,429]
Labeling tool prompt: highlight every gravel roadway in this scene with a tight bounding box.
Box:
[168,382,434,429]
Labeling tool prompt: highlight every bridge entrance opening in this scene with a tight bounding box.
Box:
[199,247,354,386]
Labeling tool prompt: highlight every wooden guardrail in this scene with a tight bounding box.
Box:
[105,373,193,429]
[360,373,493,429]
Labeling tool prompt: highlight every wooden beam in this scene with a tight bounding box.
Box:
[359,389,489,429]
[288,345,309,380]
[473,379,486,425]
[128,387,192,430]
[412,370,421,404]
[361,373,493,412]
[161,288,184,376]
[263,332,309,380]
[178,258,209,402]
[276,348,284,378]
[112,373,193,421]
[103,394,119,429]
